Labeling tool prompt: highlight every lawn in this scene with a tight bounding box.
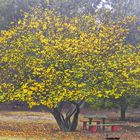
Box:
[0,109,139,140]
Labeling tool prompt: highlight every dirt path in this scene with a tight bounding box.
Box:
[0,111,55,123]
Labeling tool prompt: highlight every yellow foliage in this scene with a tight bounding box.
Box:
[0,7,139,109]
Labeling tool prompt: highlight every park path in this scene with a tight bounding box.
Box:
[0,111,55,123]
[0,136,48,140]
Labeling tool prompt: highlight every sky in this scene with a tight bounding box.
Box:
[96,0,113,11]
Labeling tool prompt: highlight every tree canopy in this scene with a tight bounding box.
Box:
[0,6,139,131]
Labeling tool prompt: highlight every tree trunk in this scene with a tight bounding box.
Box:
[52,102,80,132]
[119,96,128,121]
[120,106,127,121]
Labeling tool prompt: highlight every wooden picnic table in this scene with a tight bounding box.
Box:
[83,115,108,130]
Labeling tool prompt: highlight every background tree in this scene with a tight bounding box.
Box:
[87,41,140,120]
[0,0,47,29]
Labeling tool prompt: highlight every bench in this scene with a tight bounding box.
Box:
[88,123,122,133]
[81,120,101,130]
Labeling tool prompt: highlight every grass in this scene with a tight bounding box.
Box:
[0,109,139,140]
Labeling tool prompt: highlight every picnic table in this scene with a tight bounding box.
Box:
[88,123,122,133]
[83,115,108,130]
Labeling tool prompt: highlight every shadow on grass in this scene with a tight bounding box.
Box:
[122,125,140,132]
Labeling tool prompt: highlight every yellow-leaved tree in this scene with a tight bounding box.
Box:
[0,7,139,131]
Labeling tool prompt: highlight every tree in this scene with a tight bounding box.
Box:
[0,0,47,29]
[106,93,140,121]
[93,42,140,120]
[0,6,139,131]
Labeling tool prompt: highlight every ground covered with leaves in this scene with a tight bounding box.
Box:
[0,110,139,140]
